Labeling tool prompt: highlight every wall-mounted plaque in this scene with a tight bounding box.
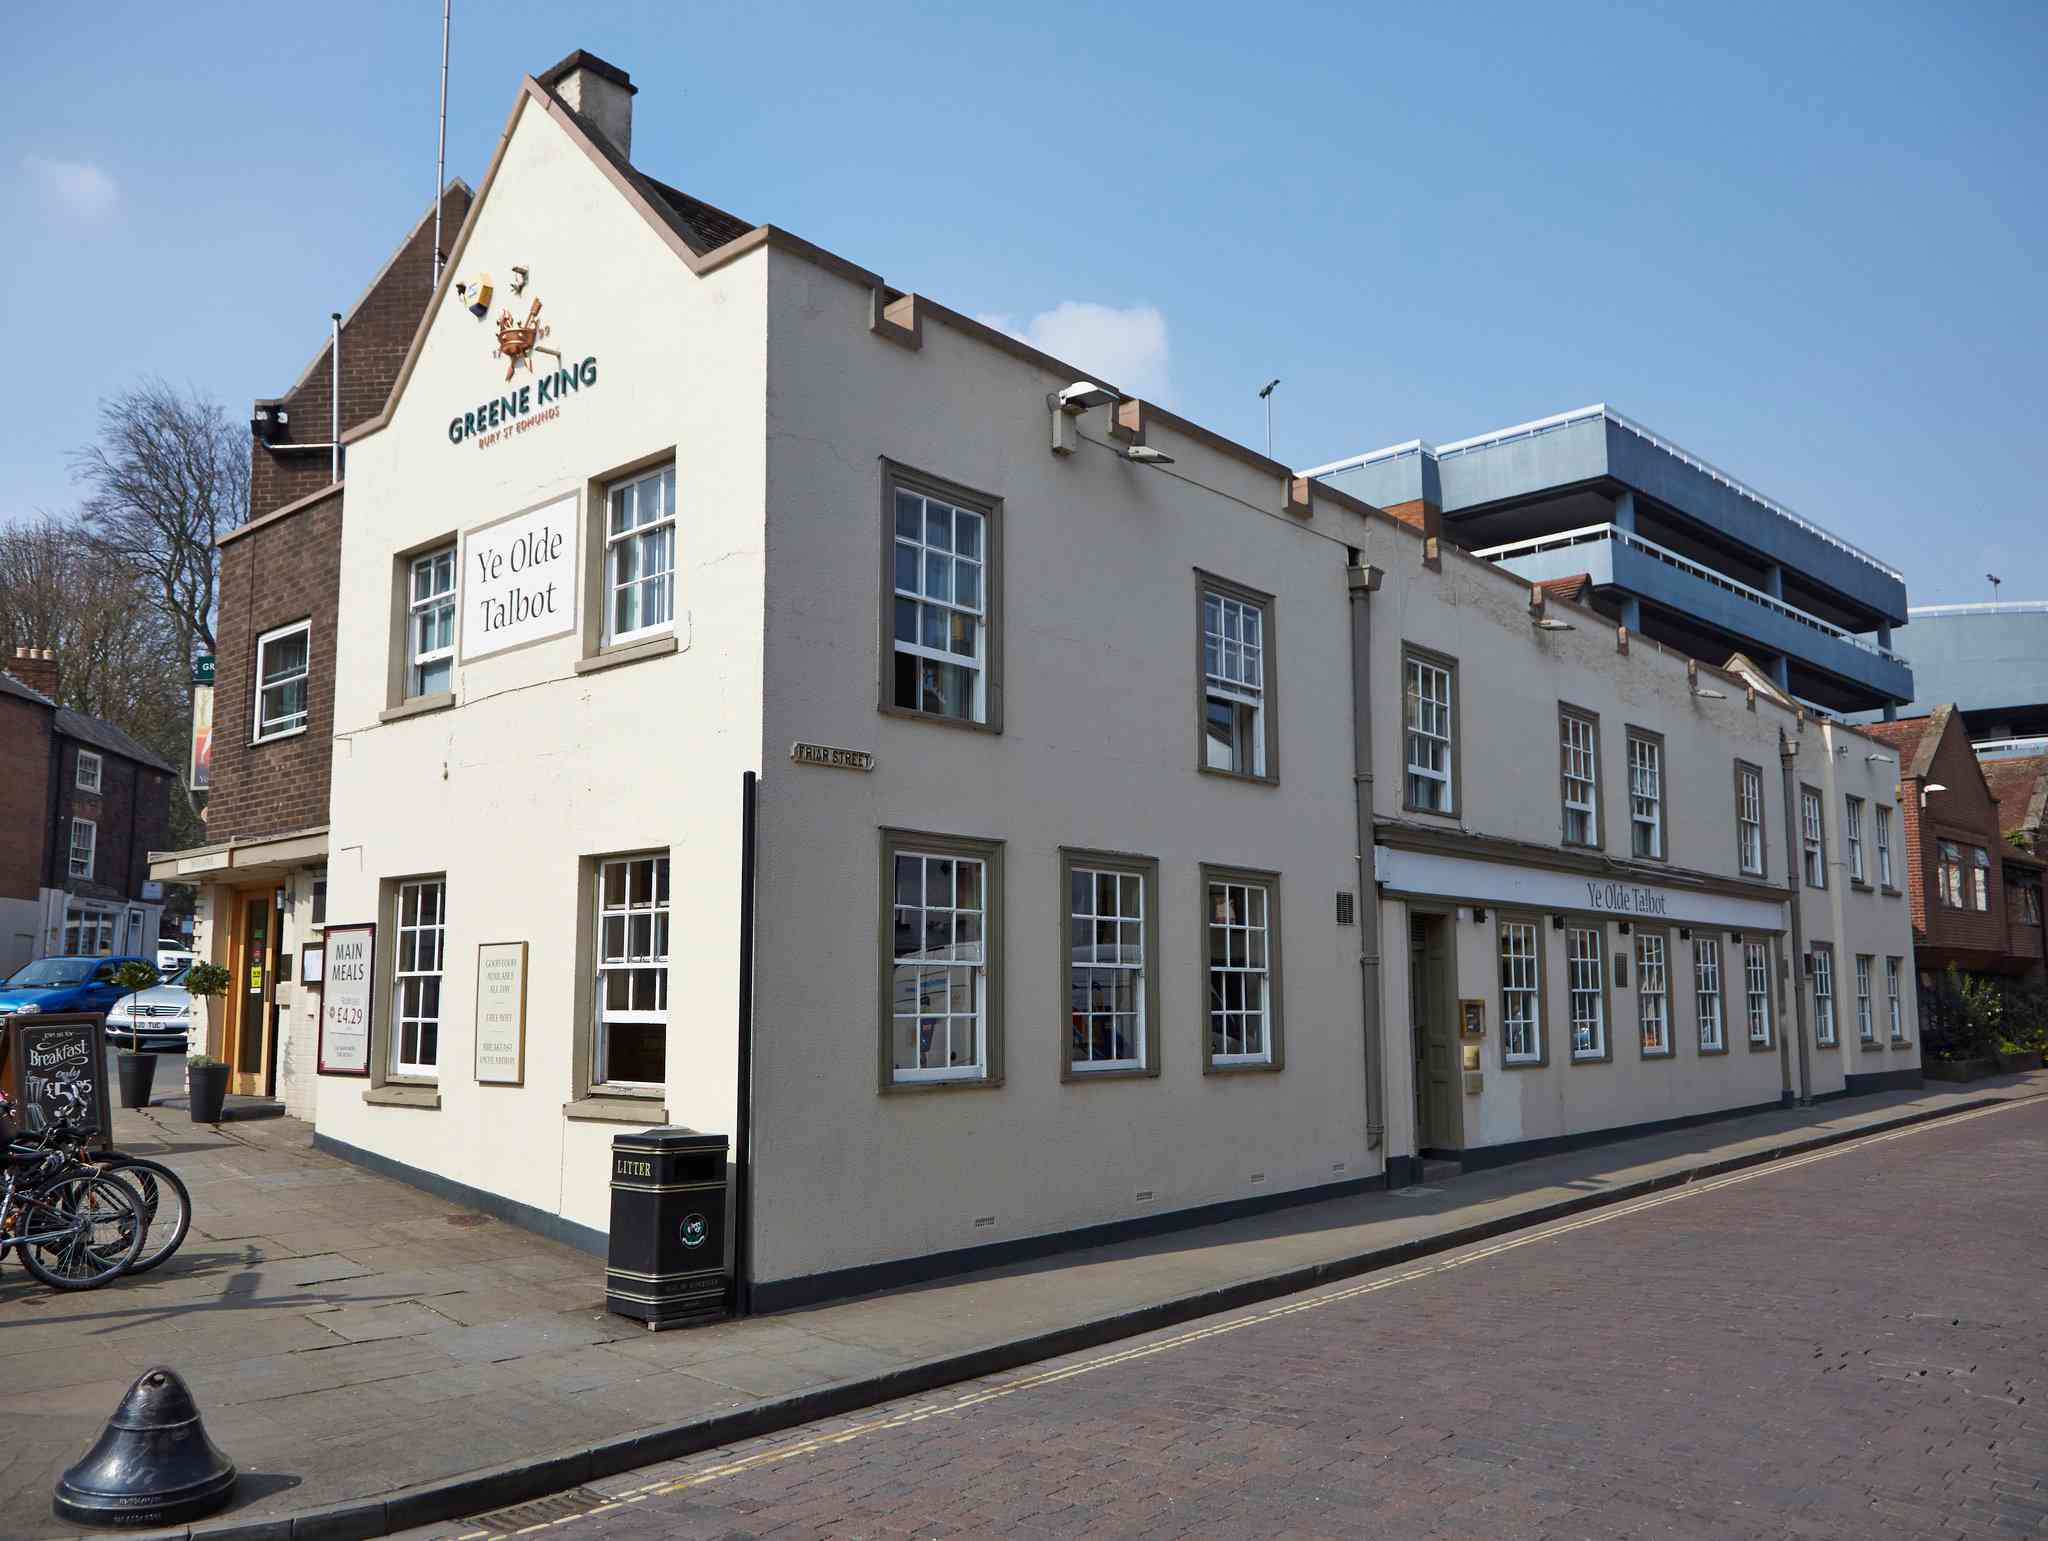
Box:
[474,941,528,1086]
[318,923,375,1077]
[790,742,874,772]
[300,942,325,988]
[1458,998,1486,1040]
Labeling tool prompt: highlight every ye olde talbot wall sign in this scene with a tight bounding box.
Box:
[462,495,577,660]
[474,941,529,1086]
[1583,881,1669,917]
[318,923,376,1077]
[791,742,875,771]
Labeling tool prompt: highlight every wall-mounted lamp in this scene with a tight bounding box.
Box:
[1730,931,1745,944]
[1551,913,1566,931]
[1617,919,1632,935]
[1471,905,1488,923]
[1679,927,1692,942]
[1688,660,1726,700]
[1055,381,1118,412]
[1534,618,1575,632]
[1867,753,1895,765]
[1126,445,1175,467]
[1921,782,1948,808]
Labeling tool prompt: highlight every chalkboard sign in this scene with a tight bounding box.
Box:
[3,1013,113,1145]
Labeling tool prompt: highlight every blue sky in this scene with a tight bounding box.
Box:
[6,1,2042,610]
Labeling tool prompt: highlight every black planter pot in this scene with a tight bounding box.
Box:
[117,1052,158,1110]
[186,1063,229,1125]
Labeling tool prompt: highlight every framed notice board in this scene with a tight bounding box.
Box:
[2,1013,113,1145]
[318,923,375,1076]
[474,941,529,1086]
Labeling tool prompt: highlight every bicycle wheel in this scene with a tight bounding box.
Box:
[20,1175,144,1290]
[100,1157,192,1275]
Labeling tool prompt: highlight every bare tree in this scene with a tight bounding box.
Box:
[70,377,246,662]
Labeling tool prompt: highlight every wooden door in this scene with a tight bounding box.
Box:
[226,889,276,1096]
[1409,914,1459,1153]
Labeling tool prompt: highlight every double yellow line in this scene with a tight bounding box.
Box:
[455,1097,2033,1539]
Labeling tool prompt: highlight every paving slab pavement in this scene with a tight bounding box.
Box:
[3,1074,2041,1540]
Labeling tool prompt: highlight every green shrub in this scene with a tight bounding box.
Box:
[184,961,232,999]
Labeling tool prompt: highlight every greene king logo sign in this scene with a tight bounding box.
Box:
[447,356,598,450]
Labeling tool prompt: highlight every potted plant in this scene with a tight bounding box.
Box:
[181,963,233,1124]
[110,960,166,1109]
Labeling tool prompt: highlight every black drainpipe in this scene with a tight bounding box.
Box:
[732,769,759,1315]
[1347,556,1391,1178]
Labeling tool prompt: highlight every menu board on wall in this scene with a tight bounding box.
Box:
[474,941,528,1086]
[318,923,375,1076]
[3,1014,113,1145]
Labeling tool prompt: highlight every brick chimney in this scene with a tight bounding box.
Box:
[537,50,636,159]
[6,646,59,700]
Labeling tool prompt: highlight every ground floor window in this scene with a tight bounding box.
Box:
[597,853,669,1087]
[1811,945,1837,1047]
[1855,955,1875,1043]
[1062,851,1158,1077]
[1204,867,1281,1070]
[1886,957,1906,1042]
[886,835,996,1084]
[1636,932,1670,1056]
[1567,925,1606,1060]
[1499,919,1543,1064]
[63,906,116,956]
[1745,941,1773,1046]
[391,878,445,1077]
[1694,937,1725,1051]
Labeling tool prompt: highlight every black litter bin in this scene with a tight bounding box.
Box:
[606,1127,730,1329]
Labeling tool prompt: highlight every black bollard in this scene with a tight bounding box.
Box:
[53,1366,238,1528]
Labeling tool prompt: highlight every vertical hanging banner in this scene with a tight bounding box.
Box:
[189,655,215,792]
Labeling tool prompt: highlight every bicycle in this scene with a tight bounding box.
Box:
[6,1084,192,1276]
[1,1101,144,1291]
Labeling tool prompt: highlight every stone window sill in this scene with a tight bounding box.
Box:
[379,691,456,724]
[364,1083,440,1109]
[574,635,678,675]
[564,1095,668,1124]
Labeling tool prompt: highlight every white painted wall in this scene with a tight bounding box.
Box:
[319,97,766,1236]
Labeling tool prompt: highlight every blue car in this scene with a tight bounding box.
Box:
[0,955,160,1022]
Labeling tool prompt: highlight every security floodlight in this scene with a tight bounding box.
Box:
[1054,381,1119,412]
[1533,618,1575,631]
[1126,445,1175,466]
[1258,378,1281,400]
[1692,687,1728,700]
[1921,781,1948,808]
[1866,752,1895,764]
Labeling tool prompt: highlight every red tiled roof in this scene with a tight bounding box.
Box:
[1537,574,1593,605]
[1984,754,2048,841]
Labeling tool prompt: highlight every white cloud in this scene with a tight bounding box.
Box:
[23,155,117,219]
[975,301,1170,400]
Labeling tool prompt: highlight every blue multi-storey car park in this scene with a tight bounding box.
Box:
[1308,404,1913,720]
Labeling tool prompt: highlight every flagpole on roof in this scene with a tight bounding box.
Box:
[433,0,451,288]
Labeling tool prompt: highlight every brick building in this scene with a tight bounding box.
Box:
[1984,754,2048,976]
[1863,707,2046,985]
[153,184,468,1113]
[1,648,175,973]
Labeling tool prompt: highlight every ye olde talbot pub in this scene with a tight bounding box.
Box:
[213,50,1920,1310]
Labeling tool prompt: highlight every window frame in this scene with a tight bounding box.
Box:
[2022,883,2043,928]
[1496,912,1548,1068]
[1799,785,1827,889]
[1744,939,1775,1049]
[602,462,679,649]
[1885,957,1906,1042]
[1734,761,1766,878]
[1876,804,1896,890]
[75,750,102,794]
[1558,705,1603,849]
[1400,644,1460,818]
[878,828,1005,1092]
[1199,863,1284,1074]
[407,545,458,699]
[252,618,312,744]
[389,876,446,1080]
[1810,942,1837,1048]
[1937,840,1965,908]
[1693,932,1728,1054]
[1844,796,1867,886]
[1565,923,1612,1063]
[1855,953,1876,1045]
[1970,846,1991,912]
[1636,927,1672,1059]
[1195,571,1279,785]
[68,817,96,881]
[877,462,1004,735]
[593,851,670,1092]
[1058,848,1162,1081]
[1626,728,1667,862]
[63,904,116,955]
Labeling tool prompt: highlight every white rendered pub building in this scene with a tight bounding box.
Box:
[310,50,1920,1308]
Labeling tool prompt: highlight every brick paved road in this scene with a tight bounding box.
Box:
[425,1099,2048,1540]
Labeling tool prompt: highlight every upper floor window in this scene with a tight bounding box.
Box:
[1200,580,1275,780]
[1628,732,1664,859]
[1800,787,1827,888]
[409,547,456,696]
[890,477,990,725]
[1736,762,1764,876]
[75,751,102,794]
[1876,805,1895,888]
[1403,649,1456,815]
[1971,847,1992,911]
[69,818,95,880]
[1937,840,1965,907]
[392,878,446,1078]
[605,464,676,646]
[253,620,311,742]
[1845,796,1866,884]
[2023,885,2043,928]
[1560,710,1599,847]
